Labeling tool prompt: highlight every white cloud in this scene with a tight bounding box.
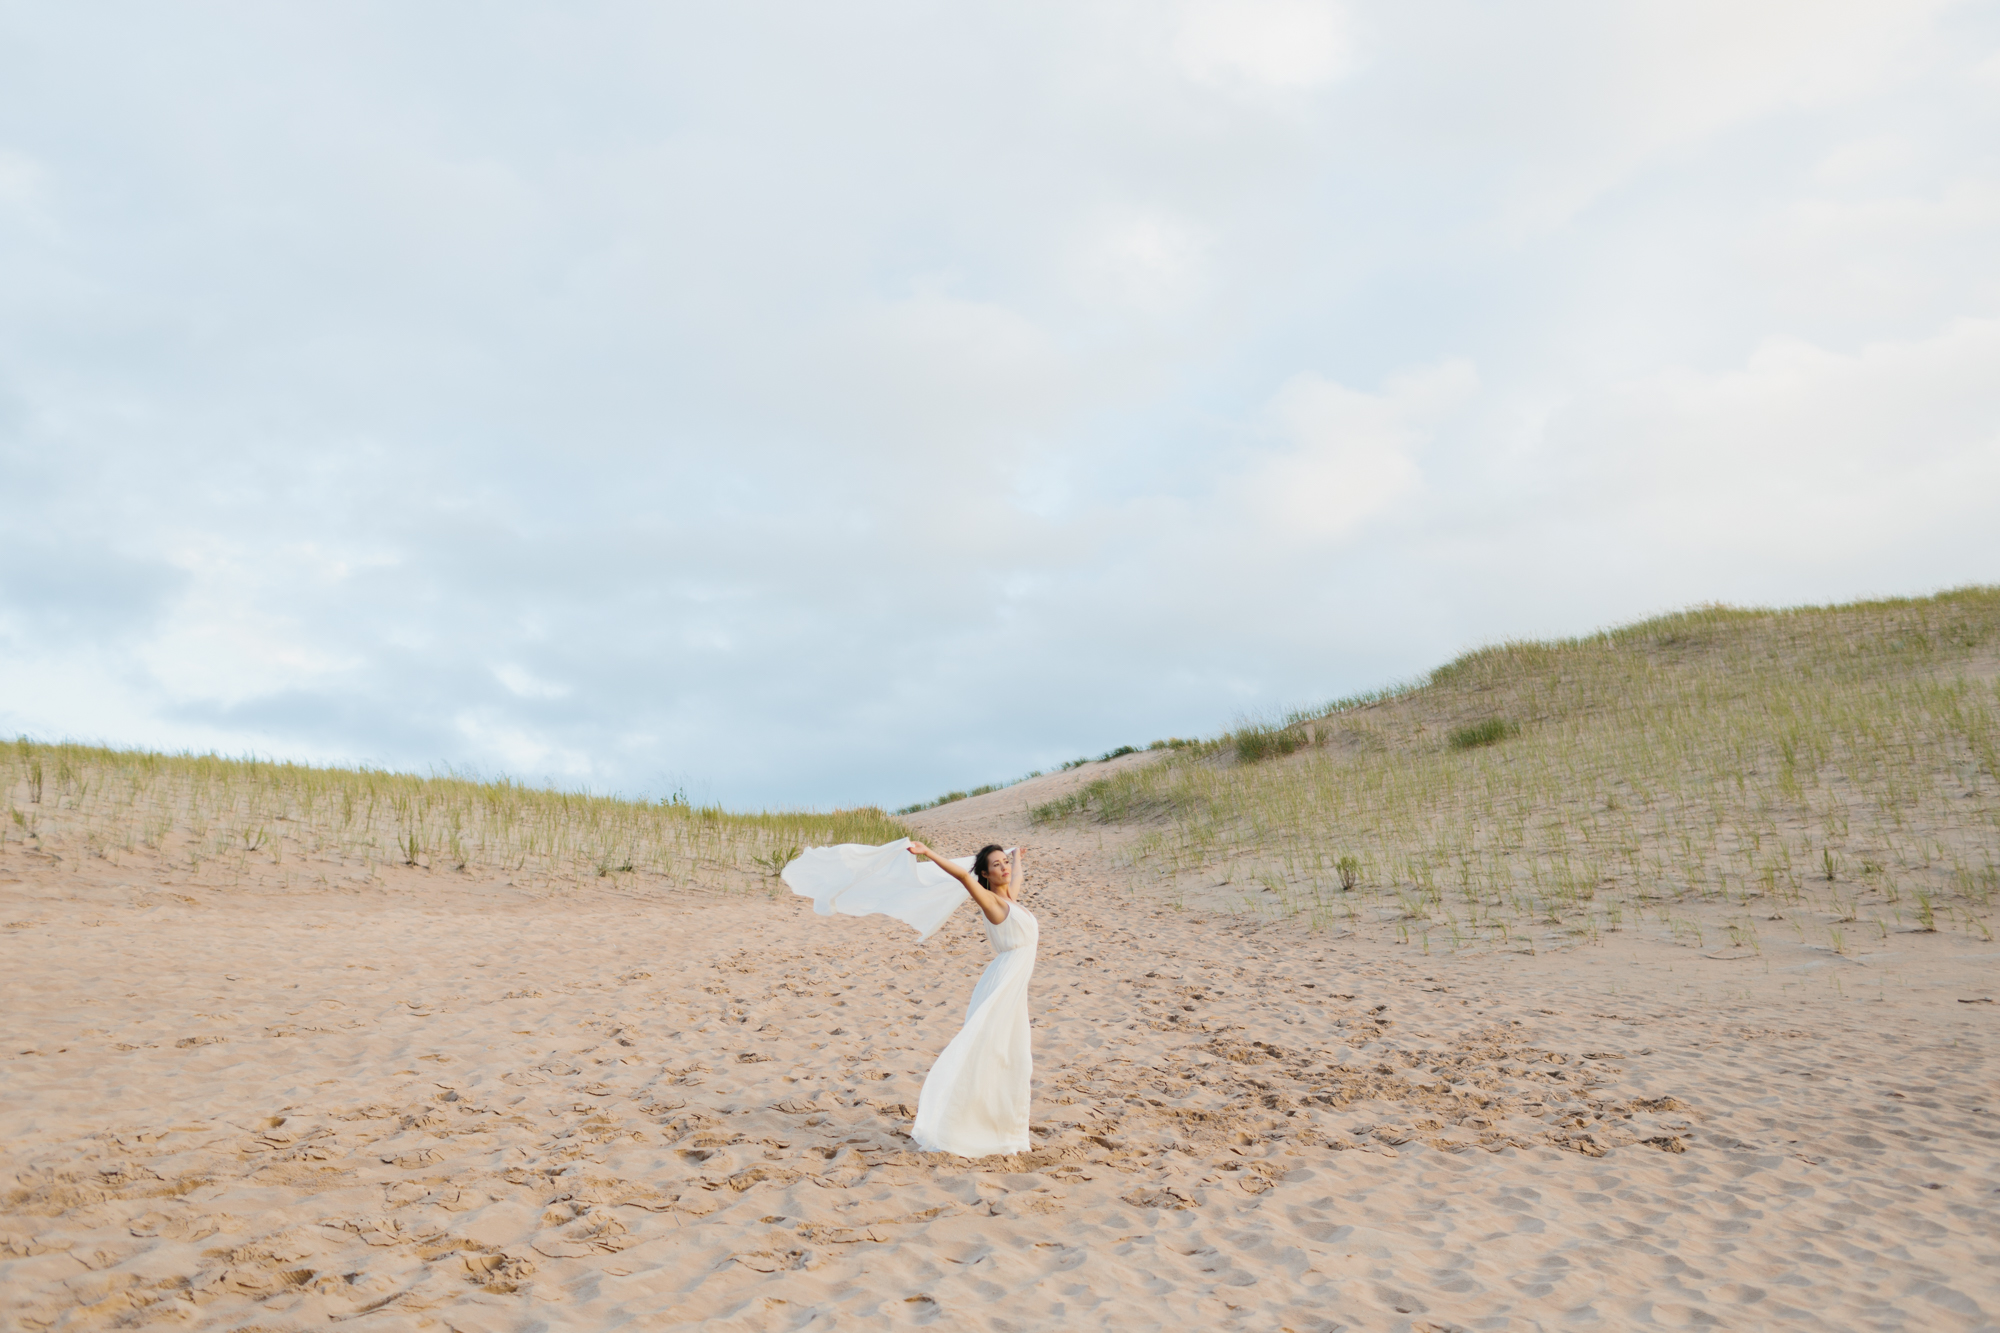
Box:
[137,540,367,706]
[1082,212,1210,315]
[1463,0,1963,230]
[1239,360,1478,543]
[1615,0,1951,138]
[1813,133,1918,186]
[1543,317,2000,568]
[0,147,50,218]
[1173,0,1354,91]
[1742,172,2000,324]
[829,287,1078,460]
[452,711,592,780]
[492,664,571,700]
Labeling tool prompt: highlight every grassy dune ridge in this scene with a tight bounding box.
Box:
[1034,587,2000,953]
[0,744,907,890]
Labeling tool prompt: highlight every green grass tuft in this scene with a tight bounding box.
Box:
[896,783,1006,815]
[1447,717,1517,750]
[1233,724,1304,764]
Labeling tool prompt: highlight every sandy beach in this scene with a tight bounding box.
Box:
[3,757,1996,1332]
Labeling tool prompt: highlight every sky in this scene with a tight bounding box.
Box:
[3,1,1999,810]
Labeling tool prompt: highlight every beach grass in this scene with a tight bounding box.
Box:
[1031,587,2000,953]
[1,743,907,891]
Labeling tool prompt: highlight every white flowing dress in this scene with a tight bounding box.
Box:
[911,900,1038,1157]
[782,838,1039,1158]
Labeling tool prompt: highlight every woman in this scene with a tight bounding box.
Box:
[781,838,1039,1158]
[904,840,1038,1158]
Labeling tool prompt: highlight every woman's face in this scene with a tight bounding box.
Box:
[986,853,1011,888]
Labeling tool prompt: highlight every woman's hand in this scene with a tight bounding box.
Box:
[905,841,1007,923]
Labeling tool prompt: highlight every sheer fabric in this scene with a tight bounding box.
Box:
[781,837,972,942]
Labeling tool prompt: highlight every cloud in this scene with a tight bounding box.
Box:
[1080,212,1212,316]
[1553,318,2000,558]
[1173,0,1355,91]
[830,287,1079,457]
[0,2,1994,809]
[0,147,54,239]
[492,665,571,701]
[1364,0,1969,232]
[1242,361,1478,543]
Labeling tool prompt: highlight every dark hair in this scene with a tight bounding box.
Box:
[970,843,1006,889]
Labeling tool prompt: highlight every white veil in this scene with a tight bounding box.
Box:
[782,837,1005,942]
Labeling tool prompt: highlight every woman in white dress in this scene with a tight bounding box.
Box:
[780,837,1039,1158]
[903,840,1038,1158]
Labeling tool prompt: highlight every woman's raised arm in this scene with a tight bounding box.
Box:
[907,841,1011,925]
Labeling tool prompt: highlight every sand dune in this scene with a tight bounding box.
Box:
[3,773,1997,1330]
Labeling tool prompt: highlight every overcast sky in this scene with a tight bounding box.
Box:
[4,1,1998,810]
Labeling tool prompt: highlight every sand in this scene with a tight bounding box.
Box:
[4,765,1997,1331]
